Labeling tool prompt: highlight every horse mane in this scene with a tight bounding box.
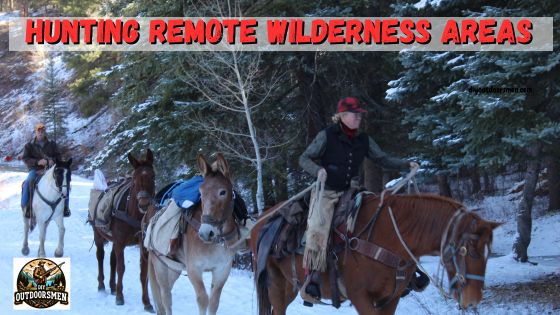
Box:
[383,193,468,247]
[41,166,56,186]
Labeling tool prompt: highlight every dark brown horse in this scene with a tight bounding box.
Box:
[93,149,156,312]
[250,193,500,315]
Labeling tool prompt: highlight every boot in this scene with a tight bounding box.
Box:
[402,268,430,298]
[300,271,322,306]
[24,204,31,219]
[63,206,71,217]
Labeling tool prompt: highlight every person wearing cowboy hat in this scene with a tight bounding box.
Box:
[21,123,71,218]
[298,97,422,304]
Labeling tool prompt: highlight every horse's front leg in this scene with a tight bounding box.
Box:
[187,265,209,315]
[37,219,47,257]
[114,244,126,305]
[54,214,65,257]
[22,216,30,256]
[140,245,154,312]
[208,262,232,315]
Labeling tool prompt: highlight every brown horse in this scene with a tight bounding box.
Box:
[250,193,501,315]
[93,149,156,312]
[147,153,241,315]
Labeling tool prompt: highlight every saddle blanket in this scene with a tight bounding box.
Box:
[171,175,203,209]
[144,200,182,256]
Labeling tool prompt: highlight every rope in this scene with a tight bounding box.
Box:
[387,205,450,299]
[228,179,319,253]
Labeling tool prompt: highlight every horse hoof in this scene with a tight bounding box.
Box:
[115,297,124,305]
[144,305,155,313]
[98,285,105,292]
[54,250,63,258]
[21,247,29,256]
[110,288,116,295]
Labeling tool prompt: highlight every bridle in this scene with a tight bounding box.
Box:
[129,166,155,215]
[439,210,491,306]
[35,166,70,221]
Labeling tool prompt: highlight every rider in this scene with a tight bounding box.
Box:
[33,261,48,286]
[21,123,71,218]
[298,97,426,303]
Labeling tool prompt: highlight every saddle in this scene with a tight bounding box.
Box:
[257,187,366,307]
[88,179,132,235]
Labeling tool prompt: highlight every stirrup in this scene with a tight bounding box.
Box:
[299,276,321,306]
[24,206,31,219]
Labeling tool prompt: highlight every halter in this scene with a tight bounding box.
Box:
[199,191,239,246]
[439,210,489,306]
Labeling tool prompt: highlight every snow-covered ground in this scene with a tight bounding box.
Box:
[0,167,558,314]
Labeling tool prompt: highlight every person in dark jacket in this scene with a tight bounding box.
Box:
[298,97,424,304]
[21,123,71,218]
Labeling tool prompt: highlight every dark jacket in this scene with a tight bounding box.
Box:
[22,138,61,171]
[299,123,408,191]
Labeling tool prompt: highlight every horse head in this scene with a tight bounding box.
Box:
[128,149,155,214]
[440,211,501,310]
[53,158,72,198]
[196,153,235,244]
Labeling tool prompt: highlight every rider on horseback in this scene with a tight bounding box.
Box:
[298,97,426,304]
[21,123,71,218]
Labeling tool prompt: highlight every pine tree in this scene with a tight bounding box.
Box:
[41,53,67,144]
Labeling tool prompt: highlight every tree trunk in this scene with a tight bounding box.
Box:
[482,170,495,194]
[547,156,560,212]
[437,172,452,197]
[513,143,542,262]
[363,159,383,193]
[231,52,265,213]
[275,158,289,203]
[470,166,481,196]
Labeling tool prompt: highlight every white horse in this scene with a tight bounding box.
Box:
[146,154,241,315]
[22,158,72,258]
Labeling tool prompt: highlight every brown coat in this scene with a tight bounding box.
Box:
[22,138,61,171]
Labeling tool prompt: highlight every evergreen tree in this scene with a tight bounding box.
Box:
[41,53,67,144]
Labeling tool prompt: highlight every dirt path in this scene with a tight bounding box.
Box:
[481,274,560,312]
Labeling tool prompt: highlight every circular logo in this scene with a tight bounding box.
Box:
[14,258,68,309]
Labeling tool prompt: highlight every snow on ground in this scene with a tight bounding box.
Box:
[0,167,558,314]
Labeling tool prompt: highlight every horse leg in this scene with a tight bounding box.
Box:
[114,244,126,305]
[37,219,47,257]
[267,261,290,315]
[140,246,154,313]
[94,229,106,291]
[187,266,209,315]
[109,247,117,294]
[148,253,181,315]
[54,214,65,257]
[22,216,30,256]
[207,263,232,315]
[351,293,399,315]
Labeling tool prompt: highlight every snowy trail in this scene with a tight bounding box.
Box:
[0,168,558,314]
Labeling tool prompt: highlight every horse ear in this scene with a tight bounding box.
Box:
[146,149,154,166]
[128,152,139,169]
[197,154,210,177]
[215,153,230,179]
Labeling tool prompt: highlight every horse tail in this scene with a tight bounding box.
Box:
[256,267,272,315]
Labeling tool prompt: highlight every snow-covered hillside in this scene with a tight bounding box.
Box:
[0,167,558,314]
[0,11,112,170]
